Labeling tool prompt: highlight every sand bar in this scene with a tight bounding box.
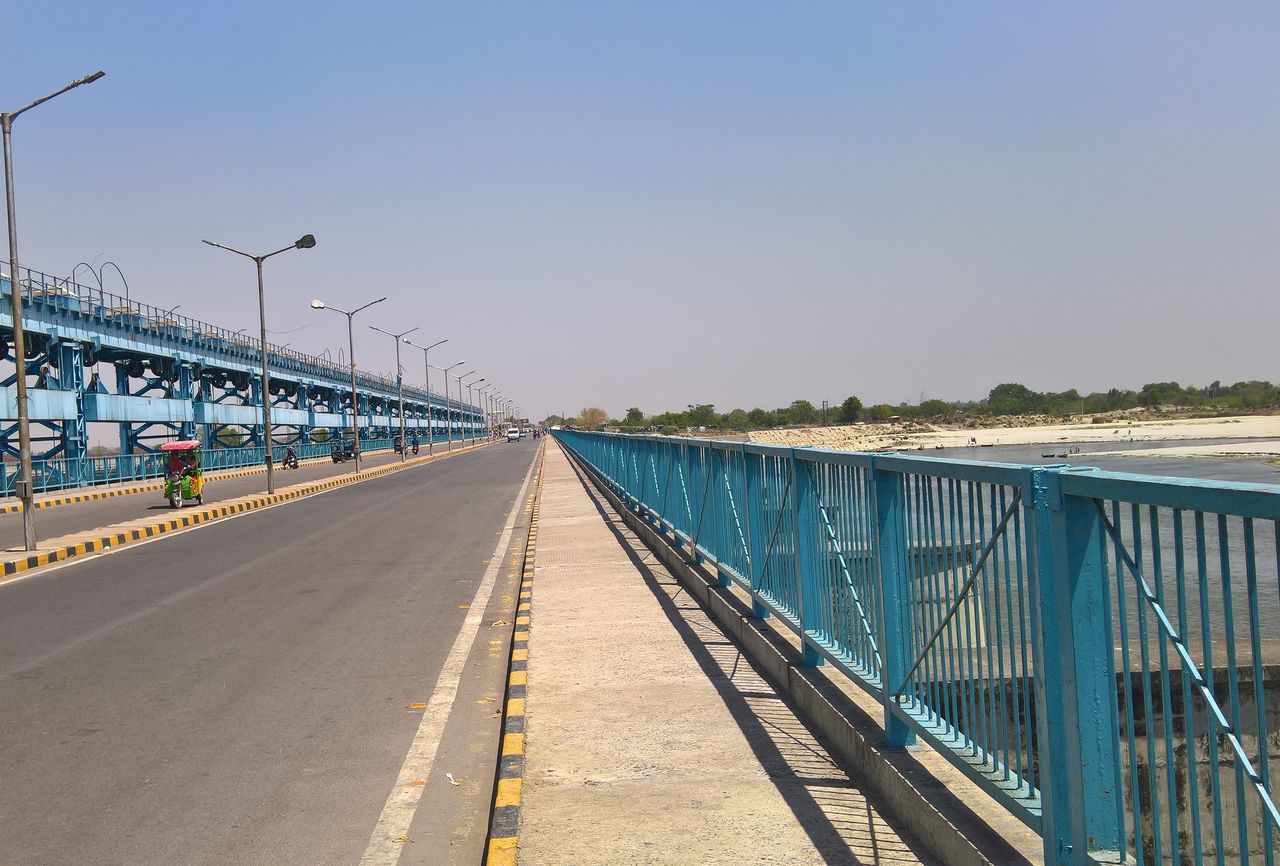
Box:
[748,414,1280,452]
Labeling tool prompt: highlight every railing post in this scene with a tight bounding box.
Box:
[743,449,770,619]
[791,450,823,667]
[1028,468,1123,866]
[872,458,915,748]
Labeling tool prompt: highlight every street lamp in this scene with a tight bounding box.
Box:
[481,386,496,440]
[450,365,471,445]
[461,375,484,446]
[405,338,446,454]
[476,385,492,439]
[310,295,386,473]
[203,233,316,494]
[370,324,418,462]
[442,362,466,451]
[3,69,106,550]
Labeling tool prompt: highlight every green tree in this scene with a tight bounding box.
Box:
[788,399,820,425]
[623,407,645,426]
[866,404,894,422]
[835,395,862,423]
[578,407,608,429]
[688,403,717,427]
[918,399,950,417]
[987,383,1042,415]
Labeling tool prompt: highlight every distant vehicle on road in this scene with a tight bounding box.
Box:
[507,427,521,442]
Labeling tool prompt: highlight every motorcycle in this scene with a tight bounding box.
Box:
[281,450,300,470]
[411,440,420,455]
[331,442,356,463]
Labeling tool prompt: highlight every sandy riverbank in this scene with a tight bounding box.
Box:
[748,414,1280,452]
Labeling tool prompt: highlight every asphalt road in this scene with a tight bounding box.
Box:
[0,441,487,551]
[0,438,540,865]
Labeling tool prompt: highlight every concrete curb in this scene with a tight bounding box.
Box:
[0,441,498,578]
[485,442,545,866]
[559,442,1040,866]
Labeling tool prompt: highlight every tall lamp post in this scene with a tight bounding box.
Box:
[202,233,316,494]
[4,70,105,551]
[405,338,446,454]
[477,385,494,439]
[452,370,475,446]
[461,375,484,446]
[487,389,501,438]
[432,362,467,452]
[370,325,418,462]
[311,296,386,473]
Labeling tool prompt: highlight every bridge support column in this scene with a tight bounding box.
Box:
[358,394,370,443]
[1029,468,1123,866]
[872,458,915,748]
[115,364,133,456]
[297,385,313,445]
[176,363,196,441]
[52,341,89,479]
[791,452,825,669]
[743,448,771,620]
[247,374,264,448]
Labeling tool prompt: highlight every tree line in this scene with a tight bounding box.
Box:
[549,379,1280,432]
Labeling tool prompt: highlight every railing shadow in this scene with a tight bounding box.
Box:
[575,468,930,865]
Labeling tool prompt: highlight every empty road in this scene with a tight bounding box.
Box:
[0,440,540,864]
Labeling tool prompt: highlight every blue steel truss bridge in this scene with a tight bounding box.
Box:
[0,264,486,495]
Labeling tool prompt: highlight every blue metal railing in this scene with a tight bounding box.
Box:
[0,432,489,497]
[556,430,1280,866]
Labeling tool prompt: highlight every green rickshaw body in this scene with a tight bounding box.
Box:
[159,441,205,508]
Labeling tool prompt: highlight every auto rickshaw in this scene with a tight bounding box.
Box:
[160,440,204,508]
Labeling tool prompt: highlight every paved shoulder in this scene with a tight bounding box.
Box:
[517,442,928,865]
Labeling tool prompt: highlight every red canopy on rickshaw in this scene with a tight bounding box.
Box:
[159,440,202,451]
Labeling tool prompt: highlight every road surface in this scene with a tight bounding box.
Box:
[0,439,539,865]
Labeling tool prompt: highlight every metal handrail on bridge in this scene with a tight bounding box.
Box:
[556,429,1280,866]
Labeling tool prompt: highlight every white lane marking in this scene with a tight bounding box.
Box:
[360,452,538,865]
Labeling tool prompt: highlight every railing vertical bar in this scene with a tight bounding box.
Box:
[1244,517,1274,866]
[1219,513,1251,865]
[993,484,1013,782]
[1173,508,1206,862]
[1112,500,1144,865]
[920,475,945,729]
[1131,502,1166,866]
[969,480,992,763]
[943,477,966,748]
[1149,504,1181,866]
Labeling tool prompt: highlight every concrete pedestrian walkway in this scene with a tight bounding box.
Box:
[517,442,928,865]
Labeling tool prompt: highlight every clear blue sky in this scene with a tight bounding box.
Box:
[6,2,1278,420]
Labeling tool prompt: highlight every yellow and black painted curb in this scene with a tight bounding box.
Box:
[0,455,339,515]
[0,441,497,578]
[484,447,544,866]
